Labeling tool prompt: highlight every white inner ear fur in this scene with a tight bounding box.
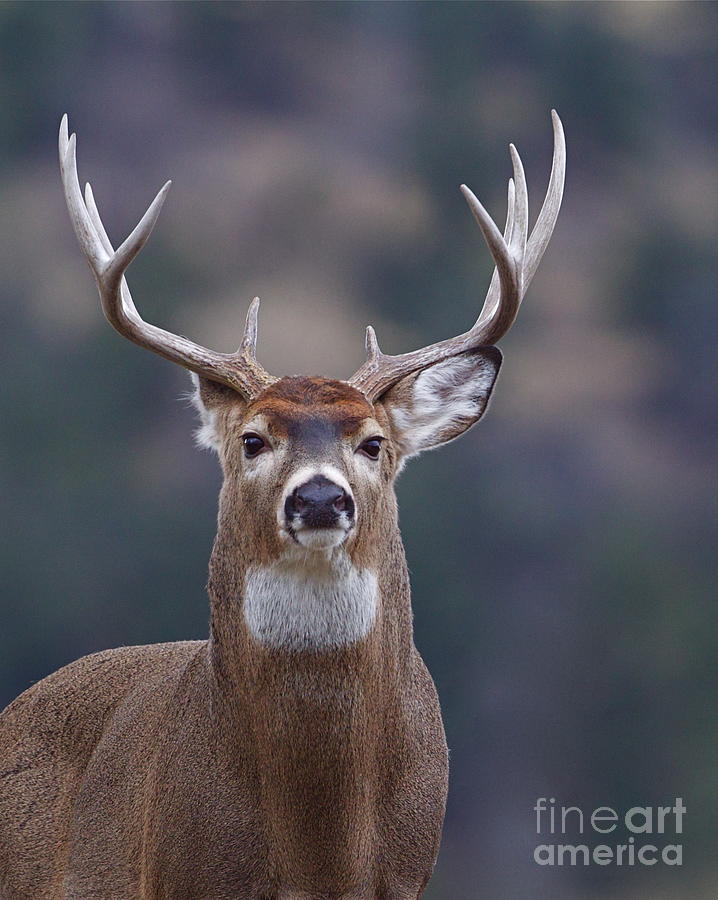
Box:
[387,352,500,460]
[189,372,221,452]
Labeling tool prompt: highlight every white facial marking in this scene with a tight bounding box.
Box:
[293,527,349,551]
[317,464,352,497]
[233,414,282,483]
[243,554,378,651]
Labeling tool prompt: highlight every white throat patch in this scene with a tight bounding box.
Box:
[243,555,378,652]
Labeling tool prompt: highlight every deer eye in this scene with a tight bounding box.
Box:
[242,434,266,458]
[358,437,383,459]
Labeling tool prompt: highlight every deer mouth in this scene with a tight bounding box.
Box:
[289,522,352,551]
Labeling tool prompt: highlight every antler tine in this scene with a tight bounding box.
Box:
[508,144,529,274]
[84,182,139,325]
[469,138,530,334]
[59,115,277,400]
[478,176,516,326]
[347,111,565,402]
[60,128,107,273]
[239,296,261,358]
[523,109,566,290]
[505,177,516,247]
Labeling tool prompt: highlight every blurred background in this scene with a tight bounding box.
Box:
[1,2,716,897]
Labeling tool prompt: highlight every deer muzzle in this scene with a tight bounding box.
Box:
[284,473,355,549]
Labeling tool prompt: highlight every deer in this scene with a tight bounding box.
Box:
[0,111,564,900]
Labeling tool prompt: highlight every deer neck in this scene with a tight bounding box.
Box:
[207,521,413,695]
[205,524,414,882]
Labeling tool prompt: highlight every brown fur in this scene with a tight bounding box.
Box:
[0,375,458,899]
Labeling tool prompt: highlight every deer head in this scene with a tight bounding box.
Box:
[59,113,564,648]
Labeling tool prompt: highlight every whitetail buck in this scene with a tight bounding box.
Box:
[0,112,564,899]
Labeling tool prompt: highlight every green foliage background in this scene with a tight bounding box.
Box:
[1,3,716,897]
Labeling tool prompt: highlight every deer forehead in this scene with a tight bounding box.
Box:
[239,376,381,448]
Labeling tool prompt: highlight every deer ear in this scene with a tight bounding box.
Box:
[189,373,243,453]
[379,347,502,460]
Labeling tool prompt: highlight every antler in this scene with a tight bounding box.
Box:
[58,115,276,400]
[348,110,565,401]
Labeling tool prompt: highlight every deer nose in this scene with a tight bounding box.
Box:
[285,475,354,529]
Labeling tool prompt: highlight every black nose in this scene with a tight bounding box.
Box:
[285,475,354,528]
